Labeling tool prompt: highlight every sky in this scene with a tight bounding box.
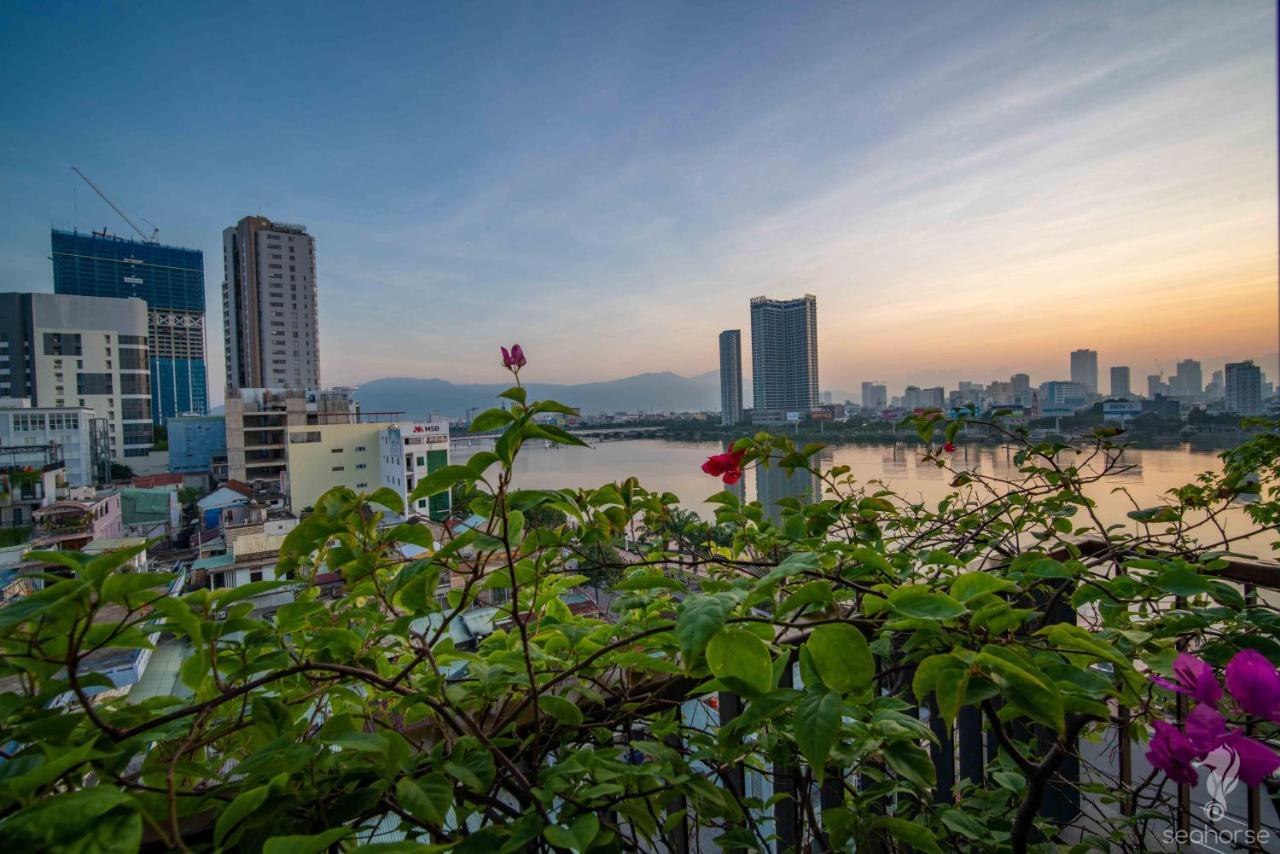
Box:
[1,1,1275,406]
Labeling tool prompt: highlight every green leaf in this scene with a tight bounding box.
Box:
[613,574,686,593]
[387,522,433,549]
[794,689,842,777]
[753,551,820,590]
[804,623,873,694]
[873,817,942,854]
[150,595,203,645]
[366,486,405,515]
[940,808,988,841]
[409,465,476,503]
[884,739,937,789]
[934,667,969,726]
[396,775,452,826]
[215,784,269,845]
[949,572,1016,602]
[470,408,516,433]
[888,586,966,620]
[325,731,389,754]
[538,694,585,728]
[544,814,600,853]
[974,651,1065,732]
[778,580,833,616]
[529,423,589,448]
[911,653,964,702]
[1127,506,1180,524]
[675,592,740,662]
[706,627,773,696]
[498,386,527,405]
[263,828,352,854]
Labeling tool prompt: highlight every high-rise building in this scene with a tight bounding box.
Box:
[750,294,818,412]
[1110,366,1131,398]
[1206,370,1225,401]
[718,330,743,426]
[1224,361,1263,415]
[1070,349,1098,395]
[860,382,887,411]
[1171,359,1203,400]
[1147,374,1169,399]
[903,386,945,410]
[1041,380,1089,409]
[222,217,321,391]
[51,229,207,424]
[0,293,152,460]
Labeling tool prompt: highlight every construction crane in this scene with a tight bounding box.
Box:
[70,166,159,243]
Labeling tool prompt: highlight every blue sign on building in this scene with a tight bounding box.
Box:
[51,229,208,424]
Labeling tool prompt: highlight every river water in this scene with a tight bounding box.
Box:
[454,438,1269,552]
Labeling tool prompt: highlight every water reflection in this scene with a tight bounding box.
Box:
[755,449,831,525]
[458,439,1258,547]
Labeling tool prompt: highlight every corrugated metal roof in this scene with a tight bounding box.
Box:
[120,488,173,523]
[232,532,288,558]
[191,553,234,571]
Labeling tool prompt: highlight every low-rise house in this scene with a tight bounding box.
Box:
[120,488,181,542]
[32,490,121,550]
[196,480,252,530]
[0,445,64,530]
[81,537,149,571]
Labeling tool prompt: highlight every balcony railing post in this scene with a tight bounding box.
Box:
[957,704,984,786]
[928,695,955,804]
[773,650,800,851]
[662,732,690,854]
[717,691,748,854]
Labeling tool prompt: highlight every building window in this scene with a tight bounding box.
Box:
[355,463,367,470]
[330,448,343,454]
[249,569,263,583]
[332,465,344,472]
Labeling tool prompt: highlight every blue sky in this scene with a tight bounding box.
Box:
[1,1,1275,404]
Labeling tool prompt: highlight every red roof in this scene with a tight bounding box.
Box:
[225,480,253,497]
[132,472,183,488]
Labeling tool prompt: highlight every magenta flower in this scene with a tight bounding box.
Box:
[501,344,527,370]
[701,450,746,485]
[1184,703,1227,754]
[1152,652,1222,706]
[1225,649,1280,722]
[1221,730,1280,786]
[1146,720,1201,785]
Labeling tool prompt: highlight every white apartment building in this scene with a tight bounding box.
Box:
[0,399,103,487]
[285,419,451,518]
[0,293,152,461]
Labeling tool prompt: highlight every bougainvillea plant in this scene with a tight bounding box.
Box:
[0,350,1277,852]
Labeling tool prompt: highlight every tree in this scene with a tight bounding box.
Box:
[1,371,1278,853]
[108,462,133,481]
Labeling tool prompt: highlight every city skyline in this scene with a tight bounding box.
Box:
[0,2,1275,405]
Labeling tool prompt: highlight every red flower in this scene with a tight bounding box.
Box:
[943,442,957,453]
[500,344,527,369]
[701,449,746,485]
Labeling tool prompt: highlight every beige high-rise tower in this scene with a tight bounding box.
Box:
[222,216,321,392]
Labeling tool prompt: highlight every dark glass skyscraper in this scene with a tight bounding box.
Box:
[51,229,207,423]
[749,294,818,412]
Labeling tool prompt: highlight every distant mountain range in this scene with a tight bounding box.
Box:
[204,372,861,419]
[353,371,722,419]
